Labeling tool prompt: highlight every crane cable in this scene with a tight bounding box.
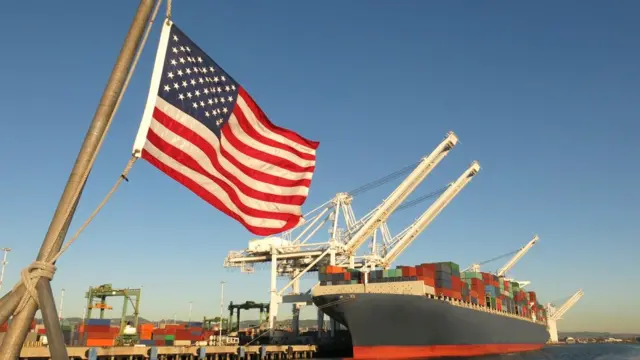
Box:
[477,249,520,266]
[396,185,450,211]
[347,161,420,197]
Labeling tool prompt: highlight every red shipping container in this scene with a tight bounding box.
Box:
[420,263,436,272]
[451,276,462,292]
[37,328,47,335]
[83,325,111,333]
[407,266,417,277]
[417,267,435,278]
[421,277,435,287]
[86,332,117,340]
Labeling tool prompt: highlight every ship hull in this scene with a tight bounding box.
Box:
[313,292,549,359]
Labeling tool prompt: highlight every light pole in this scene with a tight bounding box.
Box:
[0,248,11,293]
[58,288,65,321]
[219,281,225,345]
[188,301,193,324]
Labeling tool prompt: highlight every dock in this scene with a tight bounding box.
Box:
[19,345,317,360]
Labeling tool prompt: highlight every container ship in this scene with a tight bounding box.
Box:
[311,262,549,359]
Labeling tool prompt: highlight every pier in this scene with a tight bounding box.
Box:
[19,345,316,360]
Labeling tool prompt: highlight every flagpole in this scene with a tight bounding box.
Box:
[0,1,156,359]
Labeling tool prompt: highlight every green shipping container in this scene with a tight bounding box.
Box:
[462,271,482,280]
[165,335,175,341]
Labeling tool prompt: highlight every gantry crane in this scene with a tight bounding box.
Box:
[341,132,459,258]
[85,284,142,346]
[361,161,481,270]
[464,235,539,287]
[546,289,584,343]
[223,131,462,336]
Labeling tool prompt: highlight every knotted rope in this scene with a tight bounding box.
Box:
[12,262,57,314]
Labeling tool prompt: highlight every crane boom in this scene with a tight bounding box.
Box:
[496,235,539,277]
[381,161,481,267]
[550,289,584,321]
[343,131,459,255]
[546,289,584,343]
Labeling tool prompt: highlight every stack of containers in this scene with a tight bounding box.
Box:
[137,323,155,345]
[368,268,402,283]
[461,282,470,302]
[434,262,453,298]
[396,265,418,281]
[448,262,462,300]
[416,263,436,292]
[153,324,186,346]
[461,271,485,306]
[482,273,497,309]
[82,319,118,347]
[318,265,363,285]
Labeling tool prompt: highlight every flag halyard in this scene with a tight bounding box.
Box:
[133,21,319,236]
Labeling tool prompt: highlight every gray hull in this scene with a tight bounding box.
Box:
[313,292,549,359]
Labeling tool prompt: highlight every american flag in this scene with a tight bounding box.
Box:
[132,22,319,236]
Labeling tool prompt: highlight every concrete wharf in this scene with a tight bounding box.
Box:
[19,345,317,360]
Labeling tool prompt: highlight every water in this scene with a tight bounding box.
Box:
[320,344,640,360]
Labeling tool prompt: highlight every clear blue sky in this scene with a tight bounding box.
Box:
[0,1,638,333]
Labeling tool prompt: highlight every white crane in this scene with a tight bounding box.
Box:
[342,131,459,257]
[0,247,11,293]
[546,289,584,343]
[223,131,461,335]
[496,235,538,277]
[464,235,538,287]
[363,161,481,270]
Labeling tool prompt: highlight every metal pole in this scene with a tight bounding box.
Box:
[188,301,192,324]
[0,248,10,293]
[219,281,225,345]
[38,280,68,356]
[0,1,155,359]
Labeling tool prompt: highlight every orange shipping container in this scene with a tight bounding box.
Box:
[86,338,114,347]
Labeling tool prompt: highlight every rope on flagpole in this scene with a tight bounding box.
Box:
[9,0,164,316]
[166,0,172,20]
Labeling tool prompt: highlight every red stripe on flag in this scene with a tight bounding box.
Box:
[141,149,302,236]
[221,124,316,174]
[238,88,319,150]
[145,122,306,208]
[233,103,316,162]
[152,105,312,188]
